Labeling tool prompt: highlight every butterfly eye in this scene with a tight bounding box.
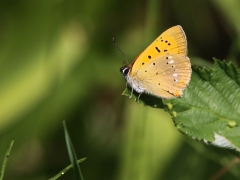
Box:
[120,66,130,76]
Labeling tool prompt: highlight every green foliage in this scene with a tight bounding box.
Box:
[123,59,240,152]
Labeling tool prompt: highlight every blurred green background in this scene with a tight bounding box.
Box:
[0,0,240,179]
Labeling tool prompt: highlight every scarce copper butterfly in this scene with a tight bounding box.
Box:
[119,25,192,101]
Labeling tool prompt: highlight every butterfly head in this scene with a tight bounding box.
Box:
[120,65,130,78]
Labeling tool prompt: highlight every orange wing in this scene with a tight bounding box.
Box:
[130,25,187,74]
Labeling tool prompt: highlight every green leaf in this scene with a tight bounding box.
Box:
[0,140,14,180]
[63,121,84,180]
[122,59,240,152]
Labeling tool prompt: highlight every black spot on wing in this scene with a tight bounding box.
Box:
[155,47,160,52]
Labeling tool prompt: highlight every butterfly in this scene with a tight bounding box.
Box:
[120,25,192,102]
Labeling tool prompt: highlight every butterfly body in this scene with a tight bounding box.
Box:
[120,25,192,100]
[120,65,145,94]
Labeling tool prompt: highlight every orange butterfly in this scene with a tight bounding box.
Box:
[120,25,192,101]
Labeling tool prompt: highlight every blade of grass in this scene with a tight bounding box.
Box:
[0,140,14,180]
[63,121,84,180]
[49,157,87,180]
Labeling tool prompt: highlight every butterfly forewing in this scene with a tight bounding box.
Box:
[131,25,187,74]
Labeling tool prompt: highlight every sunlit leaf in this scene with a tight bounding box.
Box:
[123,60,240,151]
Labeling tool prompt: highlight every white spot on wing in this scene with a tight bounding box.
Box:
[168,60,174,64]
[173,73,178,77]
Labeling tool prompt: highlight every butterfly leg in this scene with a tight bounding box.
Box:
[129,87,134,99]
[136,92,143,103]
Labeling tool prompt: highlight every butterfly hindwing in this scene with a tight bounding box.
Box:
[135,54,191,98]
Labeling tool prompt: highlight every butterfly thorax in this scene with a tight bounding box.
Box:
[120,65,145,93]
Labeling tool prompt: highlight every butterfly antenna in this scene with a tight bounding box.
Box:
[113,38,129,64]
